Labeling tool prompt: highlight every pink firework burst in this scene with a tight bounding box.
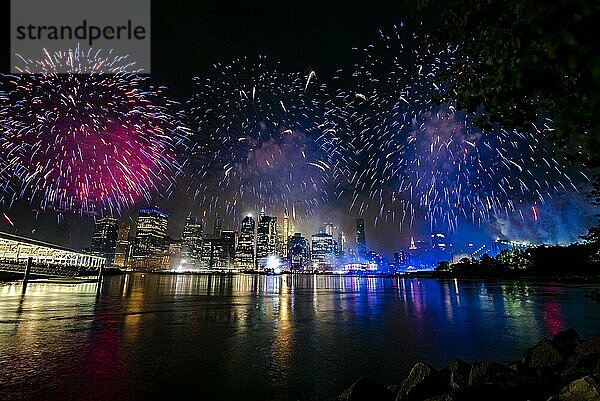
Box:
[0,48,187,215]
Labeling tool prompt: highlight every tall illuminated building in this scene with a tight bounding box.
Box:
[200,238,214,268]
[201,231,235,270]
[213,216,222,238]
[235,215,256,270]
[356,218,367,257]
[113,223,131,268]
[311,232,335,271]
[337,230,346,255]
[132,207,169,270]
[90,217,119,265]
[181,216,203,268]
[270,216,279,258]
[282,209,290,258]
[256,209,278,268]
[393,251,407,270]
[288,233,310,271]
[221,230,237,269]
[324,222,333,236]
[166,238,182,269]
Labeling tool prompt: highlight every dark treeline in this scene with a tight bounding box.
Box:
[434,243,600,277]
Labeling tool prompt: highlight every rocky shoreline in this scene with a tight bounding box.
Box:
[337,329,600,401]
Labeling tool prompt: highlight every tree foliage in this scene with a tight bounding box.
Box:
[438,0,600,164]
[435,243,599,276]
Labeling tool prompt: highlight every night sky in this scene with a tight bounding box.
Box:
[0,1,596,254]
[150,0,423,99]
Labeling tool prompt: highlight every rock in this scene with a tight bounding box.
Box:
[552,329,580,358]
[397,362,445,400]
[575,336,600,359]
[522,338,564,369]
[337,377,395,401]
[558,375,600,401]
[468,362,522,389]
[452,383,512,400]
[565,336,600,378]
[442,359,471,390]
[424,394,456,401]
[595,358,600,374]
[576,354,600,371]
[387,384,400,395]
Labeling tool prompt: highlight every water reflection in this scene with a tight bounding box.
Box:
[0,275,599,401]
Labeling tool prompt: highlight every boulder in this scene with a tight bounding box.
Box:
[442,359,472,390]
[424,394,456,401]
[337,377,395,401]
[397,362,445,400]
[468,362,522,389]
[452,383,512,400]
[387,384,400,394]
[552,329,580,359]
[522,338,564,369]
[558,375,600,401]
[574,336,600,359]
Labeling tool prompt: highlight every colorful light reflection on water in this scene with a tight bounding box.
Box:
[0,274,599,401]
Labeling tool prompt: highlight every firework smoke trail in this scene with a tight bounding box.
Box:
[334,24,578,231]
[0,47,187,215]
[186,56,348,221]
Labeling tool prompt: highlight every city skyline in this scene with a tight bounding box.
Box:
[2,191,595,258]
[84,204,518,274]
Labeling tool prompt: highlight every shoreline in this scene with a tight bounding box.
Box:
[337,329,600,401]
[3,269,600,284]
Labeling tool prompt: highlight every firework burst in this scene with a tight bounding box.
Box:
[0,47,186,215]
[186,56,348,220]
[334,24,579,230]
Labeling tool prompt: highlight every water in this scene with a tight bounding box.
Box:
[1,274,599,401]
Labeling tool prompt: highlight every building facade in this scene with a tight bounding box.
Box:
[256,210,278,269]
[288,233,310,271]
[181,216,203,269]
[356,218,367,257]
[235,215,256,270]
[132,208,169,270]
[113,223,131,268]
[311,232,335,271]
[90,217,119,266]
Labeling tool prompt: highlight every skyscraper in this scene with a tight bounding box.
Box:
[200,237,215,269]
[221,230,237,269]
[324,222,333,236]
[256,209,278,268]
[90,217,119,265]
[213,216,222,238]
[181,216,203,269]
[337,230,346,255]
[288,232,310,271]
[282,209,290,258]
[356,218,367,257]
[270,216,278,256]
[311,232,335,271]
[166,238,182,270]
[201,235,232,270]
[132,208,169,270]
[113,223,131,268]
[235,215,256,270]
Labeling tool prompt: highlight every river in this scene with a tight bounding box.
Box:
[1,273,599,400]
